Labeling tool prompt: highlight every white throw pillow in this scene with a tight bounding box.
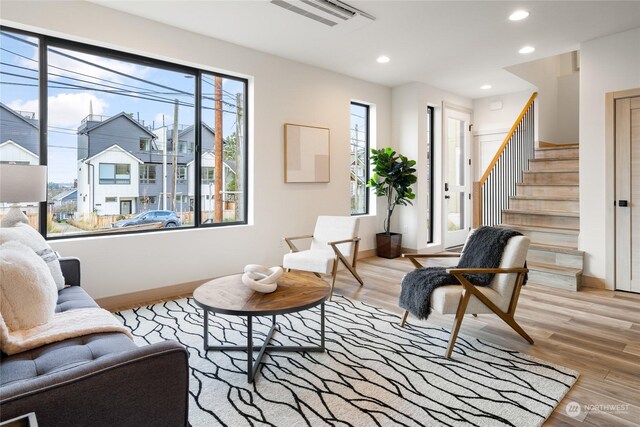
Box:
[0,223,65,290]
[0,241,58,331]
[0,207,30,227]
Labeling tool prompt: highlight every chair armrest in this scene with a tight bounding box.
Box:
[327,237,360,246]
[283,234,313,252]
[0,340,189,427]
[59,256,81,287]
[402,252,461,269]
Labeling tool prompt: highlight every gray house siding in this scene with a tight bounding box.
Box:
[0,104,39,156]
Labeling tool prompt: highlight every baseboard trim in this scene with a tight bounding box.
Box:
[357,248,376,259]
[580,275,607,290]
[97,279,209,311]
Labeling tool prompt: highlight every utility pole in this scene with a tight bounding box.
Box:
[171,100,179,212]
[214,77,223,222]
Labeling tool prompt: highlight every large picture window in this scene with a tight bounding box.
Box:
[350,102,369,215]
[0,26,248,238]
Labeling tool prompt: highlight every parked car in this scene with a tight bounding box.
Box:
[111,210,182,228]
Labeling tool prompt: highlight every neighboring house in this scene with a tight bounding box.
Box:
[50,189,77,220]
[0,102,39,161]
[77,144,143,216]
[77,113,236,216]
[0,140,38,165]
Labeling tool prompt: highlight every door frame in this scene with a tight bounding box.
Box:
[605,87,640,291]
[442,102,473,248]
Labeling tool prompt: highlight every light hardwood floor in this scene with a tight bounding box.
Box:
[330,256,640,427]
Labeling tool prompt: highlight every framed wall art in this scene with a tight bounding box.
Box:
[284,123,330,183]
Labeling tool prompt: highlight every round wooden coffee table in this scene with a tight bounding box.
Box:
[193,271,330,383]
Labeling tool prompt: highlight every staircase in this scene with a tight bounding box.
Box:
[498,144,583,291]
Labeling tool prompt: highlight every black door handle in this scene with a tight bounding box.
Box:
[444,195,450,199]
[618,200,629,207]
[444,182,449,192]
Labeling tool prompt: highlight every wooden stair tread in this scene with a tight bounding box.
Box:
[517,183,578,187]
[523,170,579,174]
[529,157,579,162]
[503,209,580,217]
[510,195,579,201]
[498,223,580,235]
[527,261,582,276]
[535,144,579,151]
[529,243,584,255]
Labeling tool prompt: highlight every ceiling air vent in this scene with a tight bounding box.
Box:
[271,0,375,27]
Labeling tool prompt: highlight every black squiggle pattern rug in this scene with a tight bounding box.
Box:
[115,297,578,427]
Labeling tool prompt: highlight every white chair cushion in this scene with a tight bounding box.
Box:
[283,249,335,275]
[431,285,506,315]
[431,232,530,315]
[310,216,359,257]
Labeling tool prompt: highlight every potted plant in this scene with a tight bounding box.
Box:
[367,147,417,258]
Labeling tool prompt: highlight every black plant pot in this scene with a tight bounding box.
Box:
[376,232,403,259]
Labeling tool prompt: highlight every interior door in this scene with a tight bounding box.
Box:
[615,96,640,293]
[443,107,472,248]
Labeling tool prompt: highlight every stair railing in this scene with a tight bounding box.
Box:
[473,92,537,227]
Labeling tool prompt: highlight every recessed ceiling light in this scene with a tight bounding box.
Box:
[519,46,535,54]
[480,84,492,90]
[509,10,530,21]
[376,55,390,64]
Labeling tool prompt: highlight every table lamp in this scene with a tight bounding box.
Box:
[0,164,48,217]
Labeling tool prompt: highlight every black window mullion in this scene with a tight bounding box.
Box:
[38,33,48,236]
[194,71,202,226]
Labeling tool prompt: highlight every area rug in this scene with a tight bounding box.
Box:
[115,296,578,427]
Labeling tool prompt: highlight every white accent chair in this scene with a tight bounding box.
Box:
[283,216,364,301]
[400,231,532,358]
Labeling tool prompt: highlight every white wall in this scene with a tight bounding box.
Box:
[579,27,640,287]
[392,82,472,251]
[1,1,392,299]
[506,52,579,144]
[472,90,534,180]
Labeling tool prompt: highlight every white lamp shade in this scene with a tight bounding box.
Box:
[0,164,48,203]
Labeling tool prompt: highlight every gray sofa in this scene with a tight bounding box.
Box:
[0,257,189,426]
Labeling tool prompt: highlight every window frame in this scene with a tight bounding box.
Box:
[139,164,157,184]
[99,163,131,185]
[350,102,370,216]
[427,106,435,243]
[0,25,249,239]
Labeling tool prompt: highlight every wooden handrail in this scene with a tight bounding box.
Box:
[478,92,538,184]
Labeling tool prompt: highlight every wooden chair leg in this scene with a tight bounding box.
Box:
[400,310,409,327]
[445,290,471,358]
[505,315,535,344]
[328,258,339,301]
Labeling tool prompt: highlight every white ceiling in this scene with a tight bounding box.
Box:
[93,0,640,99]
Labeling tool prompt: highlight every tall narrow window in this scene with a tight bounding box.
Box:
[200,73,247,225]
[350,102,369,215]
[0,30,41,230]
[426,106,435,243]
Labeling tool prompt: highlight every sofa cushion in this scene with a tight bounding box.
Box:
[0,223,65,290]
[0,241,58,331]
[0,332,137,386]
[56,286,99,313]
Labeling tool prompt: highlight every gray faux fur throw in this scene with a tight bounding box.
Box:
[399,226,525,320]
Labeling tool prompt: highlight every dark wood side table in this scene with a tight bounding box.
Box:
[193,271,330,383]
